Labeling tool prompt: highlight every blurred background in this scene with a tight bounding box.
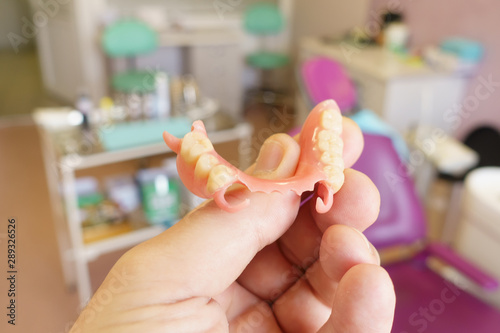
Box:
[1,0,500,332]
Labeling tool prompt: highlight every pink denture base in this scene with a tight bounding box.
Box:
[162,100,344,214]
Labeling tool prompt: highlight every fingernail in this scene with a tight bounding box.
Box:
[353,228,380,264]
[254,140,284,174]
[353,228,371,251]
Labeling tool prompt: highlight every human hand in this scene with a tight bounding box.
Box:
[71,118,395,333]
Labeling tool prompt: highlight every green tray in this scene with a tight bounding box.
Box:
[99,117,191,151]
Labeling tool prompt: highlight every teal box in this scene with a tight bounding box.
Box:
[440,38,484,62]
[99,117,192,151]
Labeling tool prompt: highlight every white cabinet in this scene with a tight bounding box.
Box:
[298,38,468,134]
[31,0,107,102]
[190,42,244,117]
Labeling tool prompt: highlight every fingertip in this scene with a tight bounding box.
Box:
[342,168,381,226]
[342,264,395,308]
[321,264,395,333]
[320,225,379,282]
[342,118,364,168]
[313,169,380,232]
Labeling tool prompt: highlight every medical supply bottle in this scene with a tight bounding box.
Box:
[136,161,181,227]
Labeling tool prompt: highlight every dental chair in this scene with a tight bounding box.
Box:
[352,133,500,332]
[300,57,357,113]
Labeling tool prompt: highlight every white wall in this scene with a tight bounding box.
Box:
[291,0,370,48]
[0,0,33,51]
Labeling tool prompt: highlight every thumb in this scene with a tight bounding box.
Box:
[121,133,302,302]
[252,133,300,179]
[319,264,395,333]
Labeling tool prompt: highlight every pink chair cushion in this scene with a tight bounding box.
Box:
[301,57,357,113]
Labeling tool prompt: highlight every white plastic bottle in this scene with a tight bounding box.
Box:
[154,71,171,119]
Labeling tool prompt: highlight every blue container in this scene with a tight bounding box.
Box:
[440,38,484,62]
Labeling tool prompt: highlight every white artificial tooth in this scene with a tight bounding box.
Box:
[324,165,336,177]
[331,122,342,135]
[207,164,235,194]
[332,159,344,169]
[321,109,342,132]
[180,132,214,164]
[195,153,219,179]
[320,110,335,130]
[320,152,335,164]
[323,166,345,192]
[318,129,335,142]
[189,143,210,161]
[329,174,345,191]
[317,130,341,152]
[324,162,344,177]
[318,140,328,152]
[332,142,344,155]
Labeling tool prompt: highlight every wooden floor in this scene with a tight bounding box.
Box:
[0,124,80,333]
[0,50,136,333]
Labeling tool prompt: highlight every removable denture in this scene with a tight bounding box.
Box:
[163,100,345,214]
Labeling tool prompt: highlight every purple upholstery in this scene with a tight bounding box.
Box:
[426,243,499,290]
[386,261,500,333]
[301,57,357,113]
[352,134,426,248]
[352,133,500,332]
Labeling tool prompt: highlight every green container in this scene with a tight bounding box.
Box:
[137,168,181,226]
[99,117,192,151]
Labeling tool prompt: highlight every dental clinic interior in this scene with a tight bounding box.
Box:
[2,0,500,332]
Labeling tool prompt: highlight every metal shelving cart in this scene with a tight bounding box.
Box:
[35,109,253,305]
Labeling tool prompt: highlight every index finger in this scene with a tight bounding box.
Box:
[115,134,302,303]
